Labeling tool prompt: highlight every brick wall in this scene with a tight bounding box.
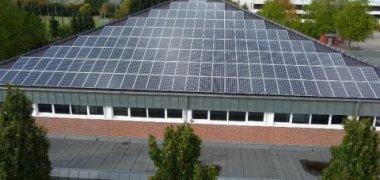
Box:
[35,117,345,147]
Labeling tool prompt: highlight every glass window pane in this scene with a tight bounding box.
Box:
[131,107,147,117]
[248,112,264,121]
[229,111,246,121]
[113,107,128,116]
[167,109,182,118]
[192,110,207,119]
[292,114,310,124]
[274,113,290,123]
[210,111,227,121]
[71,105,87,115]
[38,104,52,113]
[331,115,346,125]
[311,114,329,124]
[375,117,380,127]
[148,108,165,118]
[89,106,104,115]
[54,104,70,114]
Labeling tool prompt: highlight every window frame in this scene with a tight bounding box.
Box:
[167,109,183,119]
[71,105,88,115]
[38,104,53,114]
[54,104,70,114]
[273,113,291,123]
[192,110,208,120]
[89,106,104,115]
[113,107,129,117]
[130,107,147,118]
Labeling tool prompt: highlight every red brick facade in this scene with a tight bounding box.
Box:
[35,117,345,147]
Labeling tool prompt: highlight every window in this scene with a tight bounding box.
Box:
[359,116,374,121]
[148,108,165,118]
[113,107,128,116]
[71,105,87,115]
[89,106,104,115]
[38,104,52,113]
[130,107,147,117]
[228,111,246,121]
[54,104,70,114]
[167,109,182,118]
[311,114,329,124]
[331,115,346,125]
[292,114,310,124]
[375,117,380,127]
[274,113,290,123]
[192,110,208,119]
[210,111,227,121]
[248,112,264,121]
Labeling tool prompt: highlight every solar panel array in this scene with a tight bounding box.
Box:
[1,0,380,99]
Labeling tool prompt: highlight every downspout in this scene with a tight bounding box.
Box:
[355,100,360,117]
[184,95,188,124]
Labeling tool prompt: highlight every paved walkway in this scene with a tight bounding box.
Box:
[346,31,380,67]
[48,136,331,179]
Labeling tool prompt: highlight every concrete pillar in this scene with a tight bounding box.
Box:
[265,112,274,125]
[104,106,113,119]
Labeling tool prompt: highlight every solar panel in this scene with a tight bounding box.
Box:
[0,0,378,100]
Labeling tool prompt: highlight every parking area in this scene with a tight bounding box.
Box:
[346,31,380,67]
[49,136,331,180]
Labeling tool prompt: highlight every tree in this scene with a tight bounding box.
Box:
[99,2,110,19]
[242,3,249,10]
[70,14,79,34]
[0,0,47,60]
[301,0,339,38]
[0,85,51,179]
[148,125,217,180]
[335,0,378,47]
[322,117,379,179]
[84,0,106,15]
[49,16,60,40]
[114,0,138,19]
[79,3,92,15]
[258,0,299,28]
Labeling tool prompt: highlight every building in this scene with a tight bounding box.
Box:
[237,0,380,21]
[1,0,380,146]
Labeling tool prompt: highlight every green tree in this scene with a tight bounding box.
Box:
[0,85,51,179]
[148,125,216,180]
[79,3,92,15]
[322,117,379,179]
[84,0,106,15]
[242,3,249,10]
[49,16,60,40]
[335,0,378,47]
[84,13,95,30]
[301,0,339,38]
[258,0,299,28]
[70,14,79,34]
[0,0,47,60]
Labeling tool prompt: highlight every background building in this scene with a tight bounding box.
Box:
[0,0,379,146]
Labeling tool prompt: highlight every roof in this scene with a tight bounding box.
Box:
[49,136,331,179]
[1,0,380,100]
